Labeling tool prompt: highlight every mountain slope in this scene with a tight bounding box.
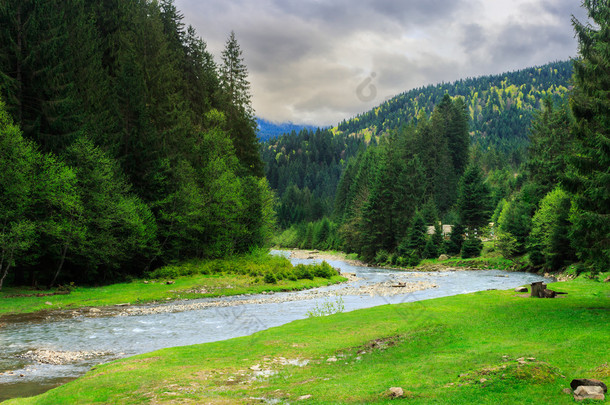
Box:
[333,60,572,165]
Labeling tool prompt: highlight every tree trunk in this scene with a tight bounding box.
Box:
[531,281,546,298]
[0,252,11,291]
[48,243,68,289]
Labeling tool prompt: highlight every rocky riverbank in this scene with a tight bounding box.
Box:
[116,276,437,317]
[15,349,115,366]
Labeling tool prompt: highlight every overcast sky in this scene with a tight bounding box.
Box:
[175,0,588,126]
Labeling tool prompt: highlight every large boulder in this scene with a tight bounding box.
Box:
[571,379,607,393]
[573,386,605,401]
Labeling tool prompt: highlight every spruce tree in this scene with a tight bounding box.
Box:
[526,97,573,194]
[567,1,610,272]
[456,164,491,235]
[220,31,263,177]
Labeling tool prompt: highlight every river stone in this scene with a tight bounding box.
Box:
[388,387,404,398]
[573,386,605,401]
[571,379,607,393]
[438,254,449,261]
[604,277,610,283]
[298,395,312,400]
[515,287,528,293]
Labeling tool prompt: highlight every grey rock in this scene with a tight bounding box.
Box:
[438,254,449,261]
[388,387,404,398]
[573,386,605,401]
[298,394,312,400]
[514,287,528,293]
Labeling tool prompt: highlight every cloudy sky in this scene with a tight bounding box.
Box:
[175,0,588,126]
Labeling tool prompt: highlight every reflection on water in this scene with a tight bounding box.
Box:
[0,251,550,401]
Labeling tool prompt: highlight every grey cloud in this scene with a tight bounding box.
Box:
[270,0,469,35]
[176,0,583,126]
[460,24,486,54]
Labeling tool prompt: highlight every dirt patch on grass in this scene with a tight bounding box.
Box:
[591,363,610,378]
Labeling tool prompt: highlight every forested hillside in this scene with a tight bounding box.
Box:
[335,61,572,167]
[262,128,366,228]
[263,61,573,239]
[0,0,273,288]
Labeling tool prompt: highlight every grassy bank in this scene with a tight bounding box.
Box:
[6,277,609,404]
[0,251,345,317]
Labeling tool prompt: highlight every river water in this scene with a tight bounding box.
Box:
[0,252,550,401]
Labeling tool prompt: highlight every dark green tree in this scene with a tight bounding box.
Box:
[0,99,36,289]
[456,164,491,235]
[528,187,576,270]
[445,223,464,256]
[220,31,263,177]
[566,1,610,272]
[526,97,574,194]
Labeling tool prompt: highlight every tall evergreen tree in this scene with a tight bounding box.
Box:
[220,31,263,177]
[526,97,574,194]
[456,164,491,234]
[567,0,610,272]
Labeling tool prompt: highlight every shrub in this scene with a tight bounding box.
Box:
[294,264,314,280]
[264,272,277,284]
[375,250,390,264]
[312,261,336,278]
[461,237,483,258]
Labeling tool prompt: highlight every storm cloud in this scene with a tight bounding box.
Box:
[176,0,588,126]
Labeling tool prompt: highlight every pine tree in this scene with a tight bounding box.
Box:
[566,0,610,272]
[220,31,263,177]
[456,164,491,234]
[526,97,573,194]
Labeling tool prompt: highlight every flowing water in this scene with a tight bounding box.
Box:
[0,252,550,401]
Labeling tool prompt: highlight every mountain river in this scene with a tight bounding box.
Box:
[0,251,551,401]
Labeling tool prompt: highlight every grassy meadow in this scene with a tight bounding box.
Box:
[4,275,609,404]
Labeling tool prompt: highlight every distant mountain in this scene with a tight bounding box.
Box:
[333,60,573,165]
[256,118,318,142]
[262,60,575,228]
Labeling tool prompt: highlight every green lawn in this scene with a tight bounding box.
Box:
[5,277,609,404]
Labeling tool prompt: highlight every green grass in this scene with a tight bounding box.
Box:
[0,252,345,317]
[5,277,609,404]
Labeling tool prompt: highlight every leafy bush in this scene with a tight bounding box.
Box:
[294,264,314,280]
[375,250,390,264]
[312,261,337,278]
[264,272,277,284]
